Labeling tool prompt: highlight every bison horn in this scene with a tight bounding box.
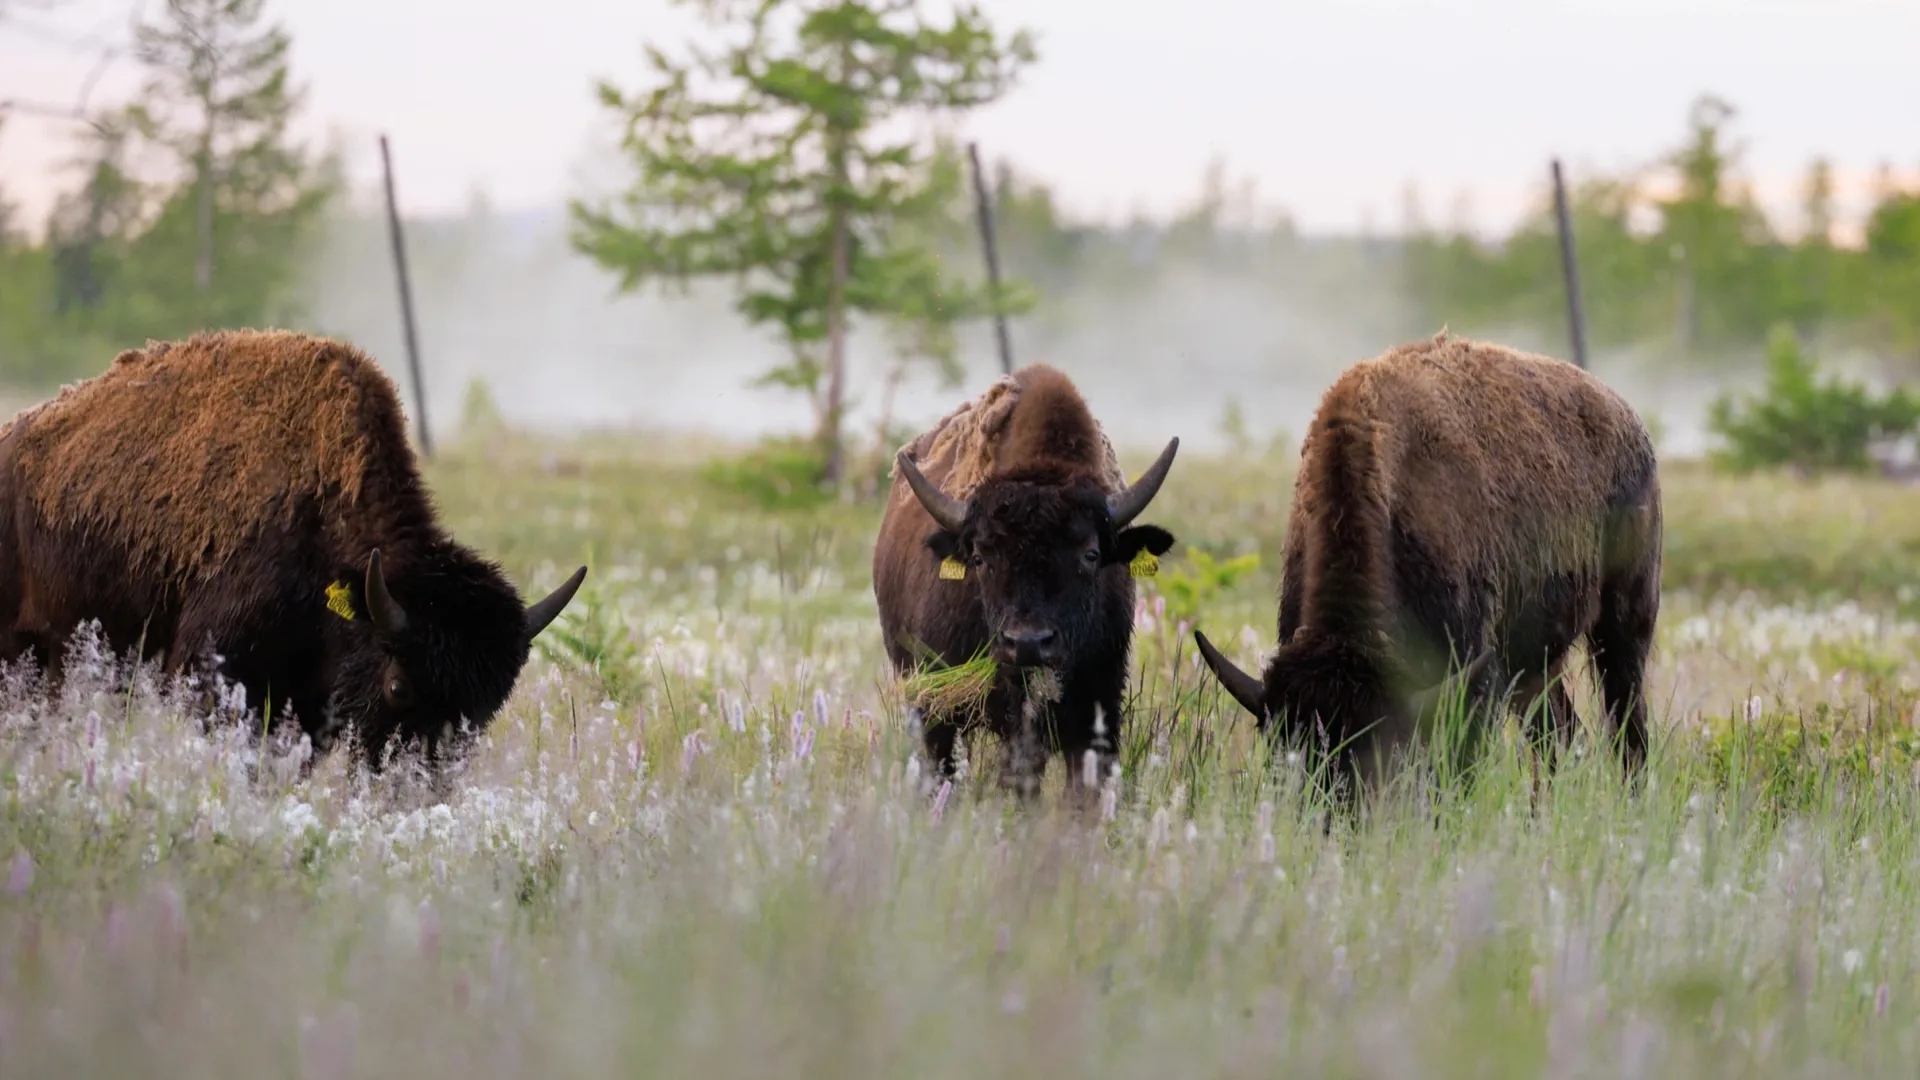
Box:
[1106,437,1180,528]
[1406,645,1498,721]
[524,565,589,639]
[364,548,408,635]
[1194,629,1267,721]
[896,450,969,533]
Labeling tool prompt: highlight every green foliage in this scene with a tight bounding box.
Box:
[1698,701,1920,816]
[530,566,643,702]
[900,641,999,726]
[457,377,509,443]
[1706,325,1920,474]
[1155,548,1262,626]
[700,436,837,511]
[1402,93,1920,369]
[571,0,1036,486]
[0,0,335,386]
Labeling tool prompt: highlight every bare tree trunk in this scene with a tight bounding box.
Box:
[822,148,850,488]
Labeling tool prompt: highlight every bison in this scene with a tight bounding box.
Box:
[874,364,1180,800]
[1193,331,1662,797]
[0,328,587,767]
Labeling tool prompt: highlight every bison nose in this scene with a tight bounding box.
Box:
[996,626,1059,667]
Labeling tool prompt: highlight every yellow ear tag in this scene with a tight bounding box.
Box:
[1129,550,1160,579]
[938,555,967,581]
[325,580,357,621]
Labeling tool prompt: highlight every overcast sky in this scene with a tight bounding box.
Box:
[3,0,1917,235]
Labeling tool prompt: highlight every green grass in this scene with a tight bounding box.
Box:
[5,432,1920,1077]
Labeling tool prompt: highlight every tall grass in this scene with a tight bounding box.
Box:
[4,437,1920,1077]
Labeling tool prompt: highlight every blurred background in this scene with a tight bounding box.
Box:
[2,0,1917,476]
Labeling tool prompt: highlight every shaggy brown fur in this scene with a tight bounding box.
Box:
[895,369,1126,500]
[874,364,1178,801]
[0,328,586,768]
[12,331,395,579]
[1194,330,1662,798]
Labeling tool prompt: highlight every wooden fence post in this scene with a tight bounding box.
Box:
[379,134,434,456]
[1550,157,1590,371]
[967,141,1015,375]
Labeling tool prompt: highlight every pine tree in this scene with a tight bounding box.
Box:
[125,0,334,326]
[572,0,1036,486]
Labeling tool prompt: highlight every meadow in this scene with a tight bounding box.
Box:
[5,427,1920,1078]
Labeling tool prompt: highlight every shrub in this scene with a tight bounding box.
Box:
[1706,324,1920,475]
[700,436,835,511]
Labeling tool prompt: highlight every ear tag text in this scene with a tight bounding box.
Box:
[325,580,358,621]
[1128,550,1160,579]
[938,556,967,581]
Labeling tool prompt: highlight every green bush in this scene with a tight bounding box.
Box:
[1706,324,1920,474]
[700,436,835,511]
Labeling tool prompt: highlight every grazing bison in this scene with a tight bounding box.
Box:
[0,328,586,766]
[1193,331,1662,796]
[874,364,1180,800]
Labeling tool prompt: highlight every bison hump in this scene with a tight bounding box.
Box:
[892,365,1124,500]
[12,328,419,577]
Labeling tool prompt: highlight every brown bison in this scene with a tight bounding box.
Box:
[0,328,586,766]
[1193,331,1662,795]
[874,364,1179,800]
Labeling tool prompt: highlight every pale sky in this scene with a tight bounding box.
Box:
[3,0,1917,234]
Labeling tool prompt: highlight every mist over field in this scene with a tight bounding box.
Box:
[298,197,1741,460]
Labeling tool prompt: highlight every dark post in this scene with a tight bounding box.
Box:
[966,141,1014,375]
[379,134,433,457]
[1550,157,1590,371]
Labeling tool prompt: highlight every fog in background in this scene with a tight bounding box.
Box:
[301,195,1739,460]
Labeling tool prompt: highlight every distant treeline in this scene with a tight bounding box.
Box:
[2,20,1914,392]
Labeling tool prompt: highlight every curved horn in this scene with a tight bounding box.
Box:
[524,565,589,639]
[1194,629,1266,721]
[1107,437,1180,528]
[1407,645,1497,720]
[895,451,969,532]
[364,548,408,635]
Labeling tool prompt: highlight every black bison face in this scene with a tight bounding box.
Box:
[897,439,1179,669]
[322,548,586,762]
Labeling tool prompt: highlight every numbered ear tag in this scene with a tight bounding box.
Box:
[1128,550,1160,579]
[325,580,358,621]
[938,555,967,581]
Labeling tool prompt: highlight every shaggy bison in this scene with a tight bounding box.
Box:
[1193,331,1662,796]
[0,328,586,766]
[874,364,1179,799]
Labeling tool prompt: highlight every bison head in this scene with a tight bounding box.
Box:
[1191,628,1495,754]
[325,547,587,762]
[897,439,1180,669]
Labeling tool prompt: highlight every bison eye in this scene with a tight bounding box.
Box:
[385,675,413,707]
[1082,546,1100,566]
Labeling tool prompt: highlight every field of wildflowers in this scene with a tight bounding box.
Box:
[5,433,1920,1078]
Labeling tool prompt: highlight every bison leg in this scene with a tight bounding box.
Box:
[1000,716,1048,802]
[1059,697,1121,815]
[1590,574,1657,777]
[913,704,962,786]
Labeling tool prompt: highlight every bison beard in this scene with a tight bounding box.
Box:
[0,329,587,770]
[873,364,1179,802]
[1193,330,1663,803]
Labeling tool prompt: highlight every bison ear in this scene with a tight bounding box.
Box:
[1110,525,1175,566]
[923,529,963,562]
